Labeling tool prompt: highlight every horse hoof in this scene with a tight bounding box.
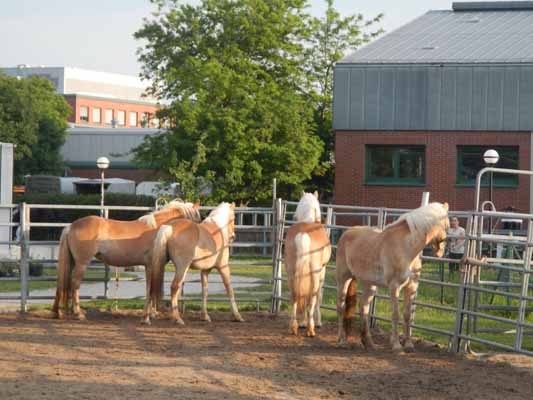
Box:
[173,318,185,326]
[404,342,415,353]
[306,329,315,338]
[233,315,244,322]
[201,315,212,322]
[337,338,349,348]
[73,313,86,321]
[362,338,375,350]
[140,318,151,326]
[392,343,403,353]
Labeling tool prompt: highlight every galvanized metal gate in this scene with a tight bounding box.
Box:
[271,198,533,356]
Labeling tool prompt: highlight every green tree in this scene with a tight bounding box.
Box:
[134,0,322,203]
[0,74,71,182]
[303,0,383,199]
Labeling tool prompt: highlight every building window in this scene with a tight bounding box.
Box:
[92,108,101,124]
[129,112,138,127]
[105,109,113,124]
[117,110,126,126]
[140,112,151,127]
[457,146,519,187]
[80,106,89,122]
[365,145,425,185]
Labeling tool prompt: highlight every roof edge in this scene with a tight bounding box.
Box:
[452,1,533,11]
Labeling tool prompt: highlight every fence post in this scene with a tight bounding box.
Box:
[270,199,278,313]
[406,193,431,339]
[515,217,533,351]
[20,203,30,313]
[325,206,333,238]
[270,198,284,313]
[453,215,475,352]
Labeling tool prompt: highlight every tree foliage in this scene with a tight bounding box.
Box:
[303,0,382,198]
[134,0,382,203]
[0,74,71,182]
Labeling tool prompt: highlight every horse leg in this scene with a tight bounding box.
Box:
[306,290,318,338]
[290,298,299,335]
[360,284,376,349]
[314,266,326,328]
[389,285,402,352]
[71,263,88,320]
[218,265,244,322]
[141,264,153,325]
[336,276,353,346]
[169,263,189,325]
[200,269,211,322]
[403,279,418,352]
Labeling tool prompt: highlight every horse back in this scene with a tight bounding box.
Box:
[285,222,331,267]
[338,226,384,271]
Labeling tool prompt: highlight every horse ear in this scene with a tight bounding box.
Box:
[443,202,449,211]
[301,191,305,198]
[230,202,236,209]
[193,201,201,209]
[313,191,319,199]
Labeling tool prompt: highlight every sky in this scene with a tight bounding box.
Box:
[0,0,454,76]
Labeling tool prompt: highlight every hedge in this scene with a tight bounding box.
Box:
[13,193,156,241]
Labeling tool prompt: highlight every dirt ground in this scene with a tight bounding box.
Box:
[0,310,532,400]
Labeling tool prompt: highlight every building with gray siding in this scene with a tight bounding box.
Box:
[61,128,161,182]
[333,1,533,212]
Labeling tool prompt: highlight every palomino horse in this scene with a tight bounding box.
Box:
[146,202,244,325]
[285,191,331,337]
[52,200,201,320]
[336,202,449,352]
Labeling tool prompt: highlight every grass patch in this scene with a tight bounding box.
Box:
[0,267,137,293]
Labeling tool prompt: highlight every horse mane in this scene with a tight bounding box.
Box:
[386,202,449,237]
[294,193,321,223]
[139,200,199,228]
[203,202,233,228]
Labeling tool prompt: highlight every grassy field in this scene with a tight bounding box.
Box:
[0,266,137,293]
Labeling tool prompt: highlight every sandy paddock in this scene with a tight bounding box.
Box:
[0,310,532,400]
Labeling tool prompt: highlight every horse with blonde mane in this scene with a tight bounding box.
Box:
[336,202,449,352]
[146,202,244,325]
[52,200,201,320]
[285,191,331,337]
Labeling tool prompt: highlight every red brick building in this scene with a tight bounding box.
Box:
[333,2,533,212]
[2,66,160,128]
[64,95,159,128]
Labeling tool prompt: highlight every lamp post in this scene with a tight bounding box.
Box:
[97,157,110,217]
[483,149,499,235]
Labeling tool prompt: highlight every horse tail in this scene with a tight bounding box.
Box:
[150,224,173,306]
[343,278,357,336]
[293,232,312,314]
[53,227,73,317]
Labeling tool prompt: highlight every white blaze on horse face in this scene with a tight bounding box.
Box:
[294,192,322,223]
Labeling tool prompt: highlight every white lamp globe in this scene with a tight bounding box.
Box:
[483,149,499,165]
[96,156,110,169]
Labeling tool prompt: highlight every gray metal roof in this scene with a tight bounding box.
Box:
[340,2,533,64]
[61,128,162,167]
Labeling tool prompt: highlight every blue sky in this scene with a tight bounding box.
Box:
[0,0,454,75]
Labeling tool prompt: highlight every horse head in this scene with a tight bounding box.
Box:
[429,202,449,257]
[294,191,321,223]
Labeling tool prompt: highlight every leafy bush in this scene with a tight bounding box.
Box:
[29,262,43,277]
